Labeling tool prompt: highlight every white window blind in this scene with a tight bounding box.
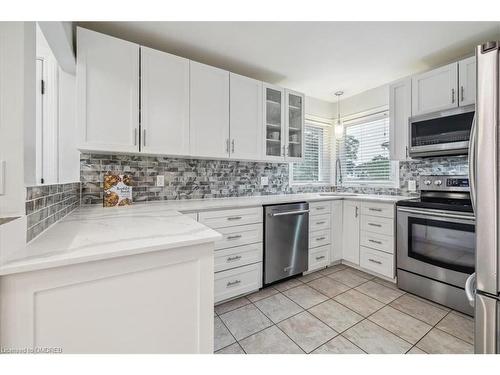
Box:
[337,111,397,186]
[292,121,332,184]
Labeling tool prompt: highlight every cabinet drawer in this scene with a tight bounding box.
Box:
[309,213,331,232]
[309,229,331,249]
[215,223,262,250]
[214,263,262,303]
[360,231,394,254]
[308,245,330,272]
[360,246,394,279]
[309,201,331,216]
[214,243,263,272]
[361,215,393,236]
[199,207,262,229]
[361,202,394,219]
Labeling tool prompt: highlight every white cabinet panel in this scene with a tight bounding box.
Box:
[199,207,262,229]
[309,201,332,216]
[140,47,189,156]
[361,215,393,236]
[229,73,263,160]
[308,245,330,272]
[412,62,458,116]
[342,201,360,265]
[214,243,263,273]
[458,56,476,107]
[263,83,285,161]
[360,231,394,254]
[360,246,394,279]
[389,78,412,161]
[214,262,262,303]
[309,229,331,249]
[215,223,263,250]
[361,202,394,219]
[309,213,331,232]
[189,61,229,158]
[77,27,139,153]
[331,200,343,262]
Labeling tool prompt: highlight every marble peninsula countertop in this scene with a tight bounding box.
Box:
[0,192,412,276]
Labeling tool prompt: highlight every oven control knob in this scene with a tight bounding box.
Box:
[424,180,431,185]
[434,180,442,186]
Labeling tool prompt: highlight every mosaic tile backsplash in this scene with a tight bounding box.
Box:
[25,182,80,242]
[80,153,332,205]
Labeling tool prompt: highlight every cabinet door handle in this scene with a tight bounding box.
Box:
[461,86,464,102]
[226,139,230,154]
[315,255,325,261]
[368,258,382,265]
[369,208,382,212]
[134,128,138,146]
[227,255,242,262]
[226,234,242,240]
[405,146,408,159]
[315,207,325,211]
[316,236,326,241]
[143,129,146,147]
[231,139,235,153]
[316,221,325,225]
[226,280,241,287]
[368,222,382,227]
[355,206,359,218]
[369,239,383,244]
[227,216,242,221]
[451,88,455,103]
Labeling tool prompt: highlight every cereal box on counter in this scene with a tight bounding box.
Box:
[103,173,133,207]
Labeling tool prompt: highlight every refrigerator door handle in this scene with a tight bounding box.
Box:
[468,114,477,212]
[465,272,476,307]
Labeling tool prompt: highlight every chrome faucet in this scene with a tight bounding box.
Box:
[335,158,342,186]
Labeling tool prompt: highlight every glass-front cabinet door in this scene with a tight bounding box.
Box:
[263,84,285,160]
[285,90,304,161]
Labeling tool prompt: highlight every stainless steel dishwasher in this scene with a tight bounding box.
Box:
[263,202,309,285]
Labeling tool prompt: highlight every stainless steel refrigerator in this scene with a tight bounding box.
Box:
[466,41,500,354]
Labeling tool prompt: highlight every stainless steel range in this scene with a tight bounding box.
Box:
[396,175,475,315]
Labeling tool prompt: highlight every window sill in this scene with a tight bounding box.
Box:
[291,182,333,187]
[339,182,400,189]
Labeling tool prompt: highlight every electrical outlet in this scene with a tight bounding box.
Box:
[408,180,416,192]
[156,175,165,187]
[260,176,269,186]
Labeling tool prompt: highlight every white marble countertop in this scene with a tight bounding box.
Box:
[0,205,222,276]
[0,192,413,276]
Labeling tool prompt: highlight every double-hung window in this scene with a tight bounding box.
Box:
[337,110,398,187]
[291,120,332,184]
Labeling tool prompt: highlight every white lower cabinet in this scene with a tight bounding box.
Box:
[199,207,263,304]
[308,201,332,272]
[214,263,262,303]
[308,245,330,271]
[360,246,394,278]
[331,200,343,262]
[342,201,360,265]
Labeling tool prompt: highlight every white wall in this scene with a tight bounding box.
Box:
[0,22,36,217]
[336,85,389,118]
[305,96,335,120]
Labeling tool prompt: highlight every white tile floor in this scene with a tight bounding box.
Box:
[214,265,474,354]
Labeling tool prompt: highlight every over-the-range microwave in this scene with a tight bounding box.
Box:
[408,104,475,158]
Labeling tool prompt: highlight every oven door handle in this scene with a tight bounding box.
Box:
[397,207,475,221]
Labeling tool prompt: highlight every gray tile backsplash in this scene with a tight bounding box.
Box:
[80,153,331,205]
[25,182,80,242]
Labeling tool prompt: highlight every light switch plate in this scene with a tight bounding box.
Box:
[0,160,5,195]
[260,176,269,186]
[156,175,165,187]
[408,180,416,192]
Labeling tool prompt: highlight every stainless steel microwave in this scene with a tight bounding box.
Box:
[408,104,475,158]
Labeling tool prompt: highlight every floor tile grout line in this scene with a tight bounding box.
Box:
[214,314,243,353]
[388,295,452,327]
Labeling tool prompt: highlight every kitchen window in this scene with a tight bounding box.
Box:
[291,120,332,184]
[337,110,398,187]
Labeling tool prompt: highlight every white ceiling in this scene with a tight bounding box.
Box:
[77,21,500,102]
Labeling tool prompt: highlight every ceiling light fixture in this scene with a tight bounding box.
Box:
[334,91,344,138]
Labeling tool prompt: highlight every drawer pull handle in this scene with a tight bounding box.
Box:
[315,207,325,210]
[315,255,325,260]
[227,216,242,221]
[316,237,326,241]
[369,208,382,212]
[368,258,382,265]
[316,221,326,225]
[227,255,242,262]
[368,223,382,227]
[226,280,241,287]
[369,239,383,244]
[227,234,242,240]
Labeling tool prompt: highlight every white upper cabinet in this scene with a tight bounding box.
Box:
[411,62,458,116]
[389,78,412,161]
[140,47,190,156]
[263,84,285,161]
[285,90,305,162]
[77,27,140,153]
[342,201,360,265]
[458,56,476,107]
[189,61,230,158]
[229,73,263,160]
